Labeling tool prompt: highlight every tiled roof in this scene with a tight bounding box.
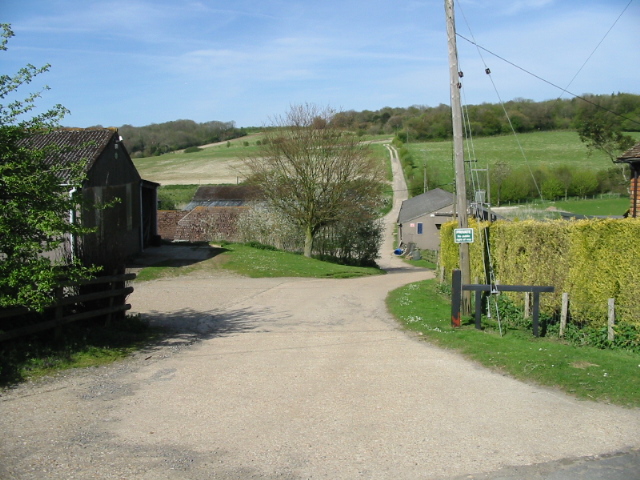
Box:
[20,128,118,183]
[617,142,640,163]
[397,188,454,224]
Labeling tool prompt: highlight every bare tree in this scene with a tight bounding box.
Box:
[244,104,385,257]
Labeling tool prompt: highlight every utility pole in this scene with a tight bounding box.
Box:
[445,0,471,314]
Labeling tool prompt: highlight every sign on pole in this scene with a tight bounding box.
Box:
[454,228,474,243]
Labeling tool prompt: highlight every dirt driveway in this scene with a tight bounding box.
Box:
[1,146,640,479]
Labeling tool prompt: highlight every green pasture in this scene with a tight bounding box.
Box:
[406,130,640,183]
[136,130,640,183]
[534,196,630,216]
[133,133,394,183]
[132,134,264,178]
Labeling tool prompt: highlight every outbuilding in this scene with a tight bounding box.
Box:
[397,188,455,251]
[25,128,159,264]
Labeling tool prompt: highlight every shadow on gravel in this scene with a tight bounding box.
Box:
[141,305,272,343]
[127,242,228,270]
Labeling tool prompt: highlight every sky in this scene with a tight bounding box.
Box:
[2,0,639,129]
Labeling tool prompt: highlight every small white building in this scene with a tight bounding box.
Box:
[397,188,454,251]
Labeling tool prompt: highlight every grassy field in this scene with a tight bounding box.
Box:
[534,196,630,216]
[132,137,259,185]
[387,278,640,407]
[157,184,201,210]
[406,130,640,186]
[133,133,394,186]
[492,195,631,220]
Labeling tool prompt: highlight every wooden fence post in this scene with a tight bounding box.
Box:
[524,292,531,318]
[54,286,64,340]
[608,298,615,342]
[559,292,569,337]
[451,269,462,328]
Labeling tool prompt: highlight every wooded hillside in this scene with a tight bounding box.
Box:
[332,93,640,140]
[118,120,247,158]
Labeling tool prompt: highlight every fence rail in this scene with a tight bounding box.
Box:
[0,273,136,342]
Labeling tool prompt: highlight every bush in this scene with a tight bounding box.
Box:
[184,146,202,153]
[244,241,279,251]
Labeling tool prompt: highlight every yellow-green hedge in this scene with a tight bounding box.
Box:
[439,218,640,327]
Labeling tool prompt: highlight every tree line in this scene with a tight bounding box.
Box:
[117,119,247,158]
[331,93,640,140]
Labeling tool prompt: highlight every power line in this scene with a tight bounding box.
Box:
[456,4,543,201]
[455,32,640,129]
[559,0,634,98]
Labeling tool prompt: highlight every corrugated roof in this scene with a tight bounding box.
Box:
[397,188,454,224]
[20,128,117,183]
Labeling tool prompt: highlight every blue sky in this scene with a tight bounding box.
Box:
[2,0,639,128]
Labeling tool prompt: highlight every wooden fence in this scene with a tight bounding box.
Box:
[0,273,135,342]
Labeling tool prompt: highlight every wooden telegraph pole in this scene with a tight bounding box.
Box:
[445,0,471,316]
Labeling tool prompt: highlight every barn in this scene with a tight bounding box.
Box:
[25,128,159,264]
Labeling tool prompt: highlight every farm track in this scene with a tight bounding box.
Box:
[1,145,640,479]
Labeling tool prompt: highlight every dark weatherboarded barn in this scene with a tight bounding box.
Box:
[25,128,159,263]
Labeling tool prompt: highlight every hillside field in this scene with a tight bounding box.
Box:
[133,134,393,185]
[405,130,640,184]
[134,130,639,189]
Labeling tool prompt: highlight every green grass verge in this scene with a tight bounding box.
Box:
[0,315,159,386]
[136,242,384,281]
[220,243,384,278]
[387,278,640,407]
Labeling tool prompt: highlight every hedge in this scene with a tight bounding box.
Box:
[439,218,640,327]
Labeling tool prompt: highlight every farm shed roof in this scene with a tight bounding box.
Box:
[616,142,640,163]
[20,128,119,183]
[397,188,454,224]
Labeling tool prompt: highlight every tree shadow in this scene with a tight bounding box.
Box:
[127,242,228,270]
[136,304,277,353]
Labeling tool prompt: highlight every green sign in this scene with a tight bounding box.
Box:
[454,228,474,243]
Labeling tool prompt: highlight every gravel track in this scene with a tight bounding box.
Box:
[1,145,639,479]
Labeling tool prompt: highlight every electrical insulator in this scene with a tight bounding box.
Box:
[485,68,491,74]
